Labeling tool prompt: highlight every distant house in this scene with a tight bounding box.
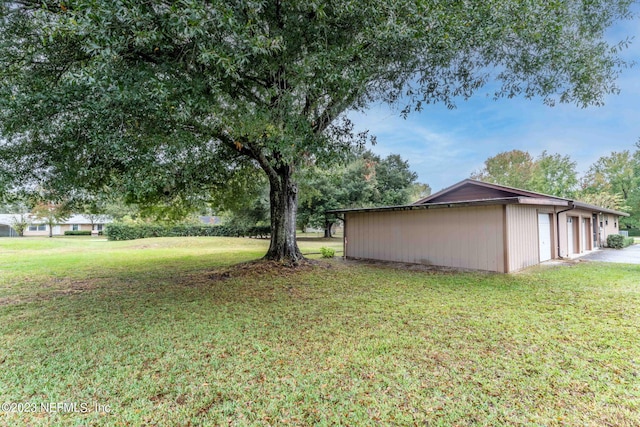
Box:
[199,216,222,225]
[0,214,111,237]
[329,179,629,273]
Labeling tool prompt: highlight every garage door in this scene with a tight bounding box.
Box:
[538,213,552,262]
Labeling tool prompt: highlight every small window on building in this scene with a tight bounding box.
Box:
[97,224,103,231]
[605,220,609,226]
[28,224,46,231]
[72,224,80,231]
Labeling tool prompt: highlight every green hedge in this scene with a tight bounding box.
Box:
[606,234,635,249]
[104,223,271,241]
[64,230,92,236]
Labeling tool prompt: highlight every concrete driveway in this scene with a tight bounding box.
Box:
[579,244,640,264]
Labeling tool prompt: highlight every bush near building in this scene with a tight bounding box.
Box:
[607,234,635,249]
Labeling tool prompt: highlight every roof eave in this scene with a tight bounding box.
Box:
[329,197,524,214]
[571,201,630,217]
[517,197,569,207]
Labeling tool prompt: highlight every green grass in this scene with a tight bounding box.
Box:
[1,237,639,426]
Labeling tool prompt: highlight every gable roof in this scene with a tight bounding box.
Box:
[413,179,628,216]
[413,179,565,205]
[328,179,629,216]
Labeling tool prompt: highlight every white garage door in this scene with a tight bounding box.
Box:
[538,213,552,262]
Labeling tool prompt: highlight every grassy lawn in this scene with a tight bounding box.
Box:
[0,237,638,426]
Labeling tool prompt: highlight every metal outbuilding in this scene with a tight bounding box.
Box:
[329,180,629,273]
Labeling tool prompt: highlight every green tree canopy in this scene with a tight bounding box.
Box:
[298,150,420,236]
[581,150,637,199]
[472,149,579,197]
[530,151,579,198]
[471,150,535,190]
[0,0,635,262]
[580,147,640,228]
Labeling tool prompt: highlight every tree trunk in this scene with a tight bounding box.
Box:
[264,164,304,263]
[323,220,334,238]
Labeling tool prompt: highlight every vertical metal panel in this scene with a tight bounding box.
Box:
[505,205,539,272]
[557,211,568,257]
[343,205,505,272]
[584,218,592,251]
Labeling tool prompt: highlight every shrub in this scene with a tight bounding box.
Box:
[104,223,271,241]
[64,230,92,236]
[320,247,335,258]
[607,234,635,249]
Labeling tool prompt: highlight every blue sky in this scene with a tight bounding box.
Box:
[350,16,640,193]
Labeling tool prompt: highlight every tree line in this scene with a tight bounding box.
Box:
[471,144,640,228]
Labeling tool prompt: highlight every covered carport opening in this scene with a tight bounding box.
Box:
[0,223,17,237]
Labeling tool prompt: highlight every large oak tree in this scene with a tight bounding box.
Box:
[0,0,635,262]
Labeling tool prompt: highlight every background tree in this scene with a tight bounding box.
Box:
[0,1,635,263]
[578,192,629,212]
[223,187,271,233]
[408,183,432,202]
[10,213,29,237]
[297,166,343,237]
[529,151,579,197]
[471,150,535,189]
[298,151,420,237]
[372,153,419,206]
[472,149,579,198]
[580,148,640,228]
[581,151,637,199]
[630,141,640,228]
[31,202,71,238]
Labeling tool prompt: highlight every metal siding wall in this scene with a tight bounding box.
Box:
[506,205,540,272]
[558,211,568,257]
[344,205,505,272]
[557,209,599,255]
[603,214,620,244]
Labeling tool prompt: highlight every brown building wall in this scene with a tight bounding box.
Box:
[557,209,601,257]
[601,213,620,246]
[345,205,506,272]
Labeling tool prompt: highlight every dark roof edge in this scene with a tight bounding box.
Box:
[408,179,630,217]
[327,197,630,216]
[327,197,523,214]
